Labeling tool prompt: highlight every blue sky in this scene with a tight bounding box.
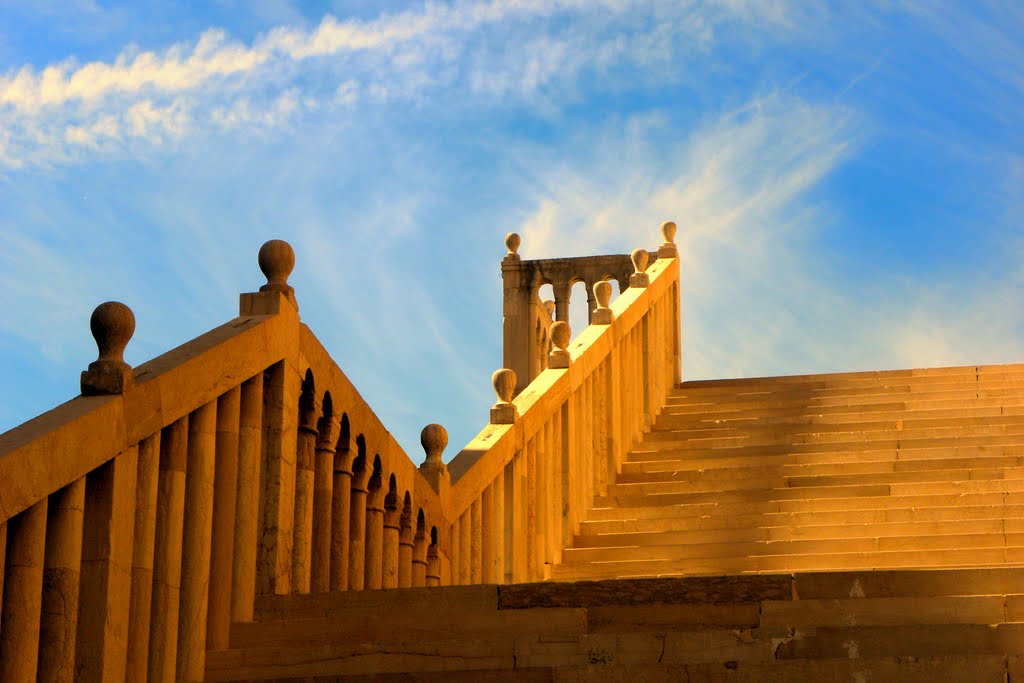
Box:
[1,1,1021,462]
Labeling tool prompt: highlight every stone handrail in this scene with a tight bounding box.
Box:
[0,223,680,681]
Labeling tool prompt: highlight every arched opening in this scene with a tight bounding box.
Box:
[537,283,554,315]
[569,279,589,340]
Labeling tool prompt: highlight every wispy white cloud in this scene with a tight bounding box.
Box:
[0,0,797,170]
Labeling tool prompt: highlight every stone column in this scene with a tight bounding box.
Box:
[127,433,161,681]
[585,279,597,324]
[347,456,370,591]
[364,470,385,590]
[291,376,318,594]
[207,386,240,650]
[232,374,263,621]
[38,477,86,683]
[411,525,428,587]
[397,508,414,588]
[330,431,354,591]
[426,544,441,587]
[382,491,400,589]
[311,410,336,593]
[0,499,47,682]
[552,281,571,323]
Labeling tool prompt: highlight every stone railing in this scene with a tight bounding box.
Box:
[0,223,680,681]
[445,223,681,584]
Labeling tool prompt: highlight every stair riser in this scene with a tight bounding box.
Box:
[621,454,1024,477]
[667,387,1024,412]
[670,377,1024,402]
[658,398,1024,424]
[633,435,1024,458]
[645,424,1024,449]
[676,364,1024,389]
[580,504,1024,535]
[653,412,1024,438]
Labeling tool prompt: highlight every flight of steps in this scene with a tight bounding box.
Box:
[554,363,1024,581]
[204,569,1024,681]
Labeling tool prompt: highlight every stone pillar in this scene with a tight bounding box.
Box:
[411,524,428,587]
[552,281,571,323]
[148,418,187,682]
[232,374,263,621]
[38,477,86,683]
[585,279,597,324]
[382,491,400,589]
[176,401,216,681]
[364,470,385,591]
[347,456,370,591]
[127,433,161,681]
[311,409,336,593]
[207,386,240,651]
[330,431,354,591]
[426,544,441,587]
[0,499,47,682]
[501,232,542,396]
[397,508,414,588]
[291,375,318,594]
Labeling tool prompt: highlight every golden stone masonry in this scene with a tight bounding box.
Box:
[0,222,1022,681]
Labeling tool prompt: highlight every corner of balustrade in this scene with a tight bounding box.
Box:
[81,301,136,395]
[239,239,300,316]
[419,423,451,497]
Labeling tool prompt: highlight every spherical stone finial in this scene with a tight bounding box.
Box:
[258,239,296,296]
[505,232,521,256]
[629,248,651,289]
[490,369,519,424]
[592,281,614,324]
[420,423,448,464]
[658,220,679,258]
[81,301,135,395]
[548,320,572,369]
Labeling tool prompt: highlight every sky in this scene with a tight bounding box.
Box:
[0,0,1022,463]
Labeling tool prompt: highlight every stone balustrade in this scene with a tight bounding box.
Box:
[0,221,680,681]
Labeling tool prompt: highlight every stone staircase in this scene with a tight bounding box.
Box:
[203,569,1024,681]
[554,363,1024,581]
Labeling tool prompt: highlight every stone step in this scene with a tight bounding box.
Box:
[621,452,1024,476]
[653,409,1024,436]
[595,477,1024,509]
[674,362,1024,389]
[585,490,1024,521]
[550,548,1024,581]
[574,517,1017,548]
[665,386,1024,412]
[669,375,1024,401]
[630,433,1024,459]
[579,503,1024,535]
[561,531,1024,564]
[644,421,1024,449]
[658,396,1024,422]
[610,464,1024,493]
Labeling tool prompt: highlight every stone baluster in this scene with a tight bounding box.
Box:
[490,369,519,424]
[208,386,241,650]
[397,504,414,588]
[232,374,263,620]
[127,433,161,681]
[148,418,187,681]
[450,514,462,585]
[292,374,318,594]
[658,220,678,258]
[38,476,86,682]
[585,279,597,323]
[480,484,494,584]
[592,281,614,324]
[525,437,537,582]
[330,425,354,591]
[426,538,441,587]
[348,451,371,591]
[630,248,650,288]
[380,491,399,589]
[0,499,47,681]
[549,321,572,369]
[311,404,337,593]
[460,508,472,585]
[176,400,216,681]
[492,467,505,583]
[364,466,385,590]
[411,518,428,587]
